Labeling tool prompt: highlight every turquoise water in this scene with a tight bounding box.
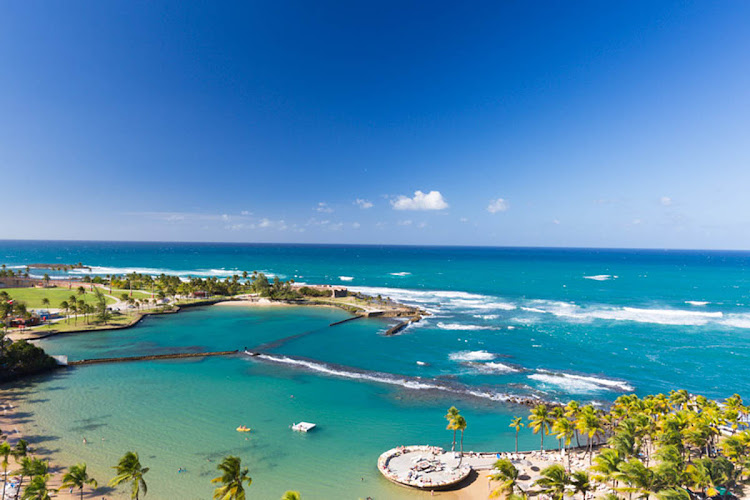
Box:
[3,241,750,498]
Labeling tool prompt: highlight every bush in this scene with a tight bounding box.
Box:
[298,287,331,298]
[0,339,59,382]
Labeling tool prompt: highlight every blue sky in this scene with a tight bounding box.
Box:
[1,1,749,248]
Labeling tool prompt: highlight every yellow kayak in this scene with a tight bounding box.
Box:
[236,426,251,433]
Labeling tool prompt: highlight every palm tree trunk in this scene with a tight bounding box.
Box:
[452,429,456,451]
[515,431,519,453]
[81,487,84,500]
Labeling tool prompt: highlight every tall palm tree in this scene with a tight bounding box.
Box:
[553,417,575,470]
[529,404,554,451]
[570,470,592,500]
[455,415,468,467]
[1,441,11,500]
[109,452,149,499]
[489,459,522,499]
[535,464,569,500]
[40,298,50,314]
[510,417,525,453]
[21,474,51,500]
[592,448,623,489]
[445,406,460,452]
[60,463,98,500]
[614,458,654,500]
[281,491,301,500]
[14,457,46,500]
[211,455,252,500]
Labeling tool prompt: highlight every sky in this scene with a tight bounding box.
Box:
[1,1,749,249]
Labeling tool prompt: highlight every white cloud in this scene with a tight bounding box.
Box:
[352,222,361,229]
[316,202,334,213]
[241,210,251,216]
[418,222,427,229]
[487,198,509,213]
[355,199,373,209]
[391,190,448,211]
[660,196,672,206]
[397,220,413,226]
[553,219,560,225]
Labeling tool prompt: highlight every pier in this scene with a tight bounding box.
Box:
[68,350,239,366]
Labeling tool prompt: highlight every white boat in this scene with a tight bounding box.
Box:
[292,421,316,432]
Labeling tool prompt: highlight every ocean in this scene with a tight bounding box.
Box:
[2,241,749,499]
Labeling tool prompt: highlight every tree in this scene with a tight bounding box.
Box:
[570,470,592,500]
[529,404,554,451]
[445,406,461,452]
[60,463,98,500]
[489,459,521,499]
[13,457,46,500]
[1,441,10,500]
[281,492,301,500]
[212,456,252,500]
[615,458,654,500]
[509,417,525,453]
[109,452,149,499]
[552,417,575,467]
[455,415,467,467]
[40,298,50,313]
[535,464,569,500]
[21,473,51,500]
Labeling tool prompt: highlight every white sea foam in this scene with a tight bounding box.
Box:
[519,300,724,326]
[389,272,411,276]
[449,350,496,361]
[348,285,513,314]
[474,362,519,374]
[256,354,438,390]
[583,275,615,281]
[473,314,499,320]
[339,276,354,281]
[685,301,709,306]
[437,322,499,331]
[529,370,634,394]
[719,314,750,329]
[67,265,281,279]
[251,353,522,403]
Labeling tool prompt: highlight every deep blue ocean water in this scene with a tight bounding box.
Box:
[2,241,749,498]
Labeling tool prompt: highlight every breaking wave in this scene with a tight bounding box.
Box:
[528,370,634,394]
[583,275,617,281]
[437,322,500,331]
[449,350,496,362]
[339,276,354,281]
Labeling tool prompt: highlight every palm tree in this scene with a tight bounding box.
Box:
[614,458,654,500]
[552,417,575,458]
[529,404,554,451]
[592,448,623,489]
[60,463,98,499]
[14,457,46,500]
[21,474,51,500]
[535,464,569,500]
[1,441,11,500]
[109,452,149,499]
[211,455,252,500]
[489,458,522,498]
[40,298,50,314]
[59,300,69,319]
[445,406,460,451]
[510,417,525,453]
[570,470,592,500]
[455,415,467,467]
[281,491,301,500]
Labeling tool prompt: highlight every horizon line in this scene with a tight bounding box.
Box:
[1,238,750,254]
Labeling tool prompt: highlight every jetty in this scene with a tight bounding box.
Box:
[68,350,239,366]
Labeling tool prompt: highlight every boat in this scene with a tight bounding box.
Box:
[236,425,251,432]
[291,422,316,432]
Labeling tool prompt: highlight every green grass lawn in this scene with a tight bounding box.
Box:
[0,287,116,309]
[106,288,153,299]
[32,313,135,333]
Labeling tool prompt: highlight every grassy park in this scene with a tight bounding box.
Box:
[0,286,116,309]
